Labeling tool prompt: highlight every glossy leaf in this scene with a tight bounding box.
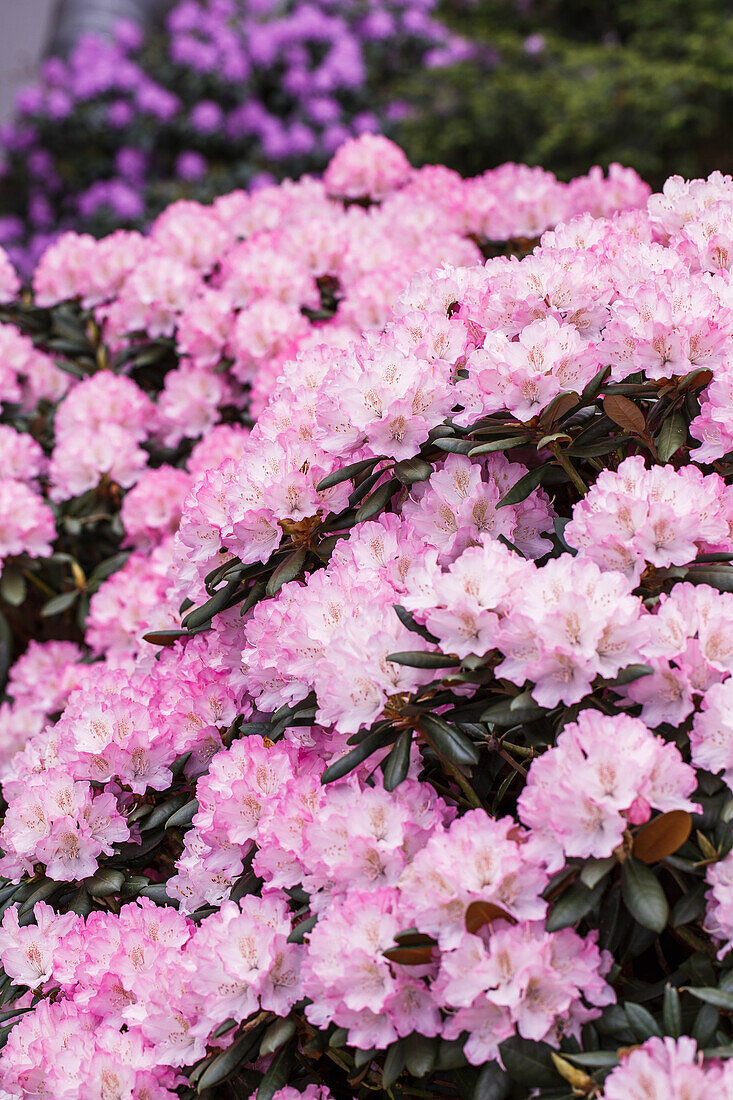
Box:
[621,858,669,933]
[633,810,692,864]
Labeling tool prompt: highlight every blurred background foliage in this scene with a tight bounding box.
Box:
[396,0,733,189]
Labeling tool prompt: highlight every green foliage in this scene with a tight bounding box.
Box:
[396,0,733,187]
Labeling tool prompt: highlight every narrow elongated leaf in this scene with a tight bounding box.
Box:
[257,1037,296,1100]
[468,435,531,456]
[603,394,646,435]
[624,1001,663,1041]
[621,858,669,933]
[383,944,435,965]
[546,879,604,932]
[287,912,317,943]
[432,437,475,454]
[633,810,692,864]
[685,567,733,593]
[142,629,189,647]
[603,664,653,688]
[320,727,395,784]
[40,590,79,618]
[355,478,399,522]
[259,1017,296,1056]
[382,1040,406,1089]
[480,692,545,726]
[663,985,682,1038]
[496,464,547,508]
[387,650,459,669]
[165,800,199,830]
[183,577,242,630]
[686,987,733,1011]
[382,731,412,791]
[196,1026,267,1092]
[657,412,688,462]
[420,714,480,767]
[265,548,307,597]
[316,456,379,491]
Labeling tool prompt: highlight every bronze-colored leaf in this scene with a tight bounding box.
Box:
[603,394,646,436]
[633,810,692,864]
[465,900,516,934]
[383,945,435,965]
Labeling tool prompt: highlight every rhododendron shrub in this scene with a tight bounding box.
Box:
[2,144,733,1098]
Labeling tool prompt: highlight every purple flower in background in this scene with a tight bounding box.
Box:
[175,151,208,180]
[116,148,147,181]
[190,101,225,133]
[524,33,546,55]
[108,100,135,128]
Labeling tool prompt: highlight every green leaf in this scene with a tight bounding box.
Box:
[420,714,480,767]
[580,857,616,890]
[663,985,682,1038]
[259,1017,297,1056]
[142,629,189,647]
[386,650,459,668]
[0,609,12,689]
[320,727,395,783]
[468,435,531,456]
[603,664,653,688]
[564,1051,620,1067]
[40,590,79,618]
[196,1026,267,1092]
[404,1033,438,1078]
[671,883,707,927]
[83,869,124,898]
[546,878,604,932]
[496,464,548,508]
[432,437,475,454]
[265,548,307,597]
[499,1037,557,1087]
[86,551,131,592]
[684,567,733,593]
[393,457,433,485]
[480,691,545,726]
[0,567,26,607]
[624,1001,663,1042]
[138,884,179,908]
[257,1039,296,1100]
[355,478,399,523]
[657,412,688,462]
[316,456,379,491]
[382,731,412,791]
[686,987,733,1011]
[473,1062,511,1100]
[382,1040,406,1089]
[287,912,317,943]
[621,858,669,933]
[183,577,242,630]
[165,800,199,830]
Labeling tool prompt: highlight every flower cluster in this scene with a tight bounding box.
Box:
[1,151,733,1099]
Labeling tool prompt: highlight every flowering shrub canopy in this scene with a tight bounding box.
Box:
[1,138,733,1098]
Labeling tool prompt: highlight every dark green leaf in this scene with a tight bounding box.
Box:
[499,1037,557,1087]
[671,883,707,927]
[684,567,733,593]
[0,610,12,689]
[382,731,412,791]
[657,412,688,462]
[394,457,433,485]
[196,1026,267,1092]
[432,437,475,454]
[564,1051,620,1067]
[621,858,669,933]
[320,727,395,784]
[354,478,399,523]
[183,577,242,630]
[624,1001,663,1042]
[382,1040,406,1089]
[480,691,545,726]
[686,987,733,1011]
[404,1033,438,1078]
[603,664,653,688]
[259,1017,296,1056]
[86,551,131,592]
[496,464,548,508]
[287,912,317,943]
[165,800,199,830]
[257,1039,296,1100]
[138,884,179,908]
[316,456,379,491]
[386,650,459,668]
[265,548,307,597]
[473,1062,511,1100]
[663,985,682,1038]
[420,714,480,767]
[546,879,604,932]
